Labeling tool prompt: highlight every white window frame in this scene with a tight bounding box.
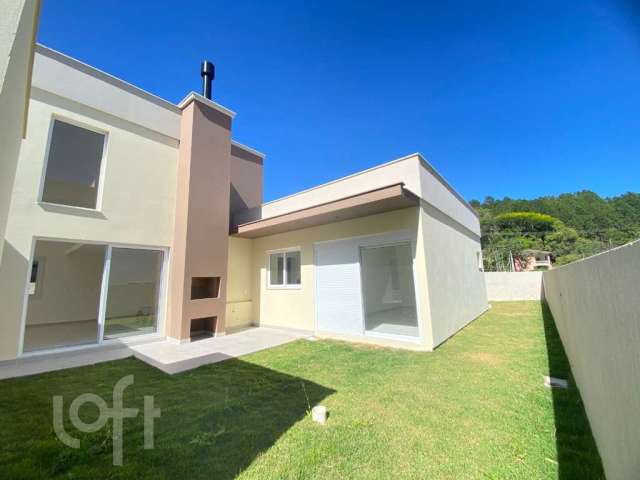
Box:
[37,115,110,213]
[266,247,301,289]
[18,237,169,357]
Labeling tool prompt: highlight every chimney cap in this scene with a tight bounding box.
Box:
[201,60,215,77]
[200,60,215,99]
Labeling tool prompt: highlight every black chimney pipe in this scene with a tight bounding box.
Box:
[201,60,215,99]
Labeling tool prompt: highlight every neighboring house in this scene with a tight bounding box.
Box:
[515,249,553,271]
[0,25,488,362]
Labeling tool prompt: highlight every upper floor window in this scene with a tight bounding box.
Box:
[268,250,301,288]
[41,119,107,209]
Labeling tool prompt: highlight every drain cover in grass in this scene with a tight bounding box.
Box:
[544,376,568,389]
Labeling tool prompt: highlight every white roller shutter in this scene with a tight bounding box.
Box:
[314,238,364,335]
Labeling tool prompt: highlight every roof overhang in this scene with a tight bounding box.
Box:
[233,183,419,238]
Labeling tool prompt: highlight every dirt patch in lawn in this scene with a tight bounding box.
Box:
[466,351,504,367]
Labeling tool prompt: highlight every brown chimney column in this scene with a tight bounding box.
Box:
[168,94,234,341]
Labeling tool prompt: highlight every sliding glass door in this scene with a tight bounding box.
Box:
[360,243,419,337]
[103,248,164,340]
[22,240,165,353]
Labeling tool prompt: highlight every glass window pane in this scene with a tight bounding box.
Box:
[286,251,301,285]
[269,253,284,285]
[42,120,105,209]
[360,243,418,337]
[103,248,163,339]
[23,241,105,352]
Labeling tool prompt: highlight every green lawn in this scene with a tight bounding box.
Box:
[0,302,603,479]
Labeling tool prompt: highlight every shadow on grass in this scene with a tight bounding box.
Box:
[0,356,335,480]
[540,301,605,480]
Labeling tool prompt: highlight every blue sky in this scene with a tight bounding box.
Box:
[38,0,640,202]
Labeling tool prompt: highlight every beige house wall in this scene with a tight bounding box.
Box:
[0,0,39,262]
[225,237,253,330]
[249,207,433,349]
[542,240,640,480]
[0,92,178,360]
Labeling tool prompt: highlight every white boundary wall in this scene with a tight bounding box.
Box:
[542,240,640,480]
[484,272,542,301]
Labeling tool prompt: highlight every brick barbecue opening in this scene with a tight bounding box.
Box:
[191,277,220,299]
[190,316,216,340]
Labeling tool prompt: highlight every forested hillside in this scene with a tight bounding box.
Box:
[470,191,640,269]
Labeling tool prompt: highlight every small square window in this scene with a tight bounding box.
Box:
[268,250,301,287]
[41,119,106,209]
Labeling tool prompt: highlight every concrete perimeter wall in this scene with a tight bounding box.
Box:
[542,240,640,480]
[485,272,543,301]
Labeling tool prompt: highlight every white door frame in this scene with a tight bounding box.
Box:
[358,240,422,341]
[96,245,112,343]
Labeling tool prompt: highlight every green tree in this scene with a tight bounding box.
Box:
[475,190,640,269]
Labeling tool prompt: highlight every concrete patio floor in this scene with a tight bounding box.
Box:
[0,326,310,379]
[130,327,310,374]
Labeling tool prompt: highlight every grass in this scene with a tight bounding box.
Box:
[0,302,603,479]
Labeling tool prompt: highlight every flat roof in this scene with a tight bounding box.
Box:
[35,44,182,114]
[260,152,479,219]
[234,183,418,238]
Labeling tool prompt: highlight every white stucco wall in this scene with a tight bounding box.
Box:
[255,155,422,221]
[542,240,640,480]
[32,45,181,140]
[420,201,489,348]
[485,272,543,301]
[417,159,480,236]
[0,86,178,360]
